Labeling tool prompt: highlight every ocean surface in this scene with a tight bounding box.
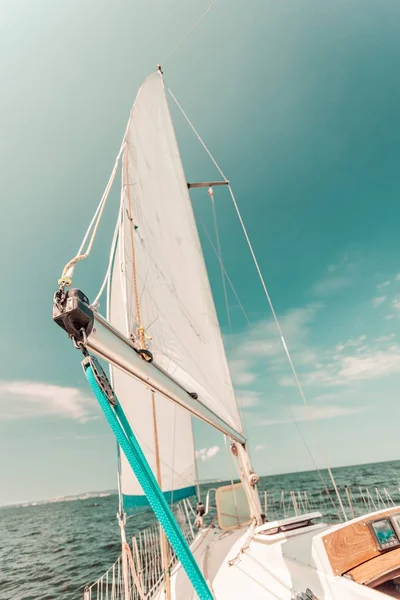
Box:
[2,459,400,600]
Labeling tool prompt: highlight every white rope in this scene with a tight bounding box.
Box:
[162,0,219,66]
[169,87,348,521]
[60,144,124,282]
[209,188,232,334]
[60,111,132,285]
[168,89,228,181]
[197,213,342,519]
[227,181,347,521]
[170,403,177,509]
[207,187,249,438]
[91,200,123,308]
[60,0,215,284]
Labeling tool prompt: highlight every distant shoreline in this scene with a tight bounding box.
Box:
[2,456,399,508]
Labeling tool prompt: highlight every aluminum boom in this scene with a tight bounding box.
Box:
[87,312,246,444]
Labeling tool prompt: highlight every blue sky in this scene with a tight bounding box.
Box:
[2,0,400,504]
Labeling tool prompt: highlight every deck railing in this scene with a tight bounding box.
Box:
[260,485,399,523]
[83,500,195,600]
[83,485,400,598]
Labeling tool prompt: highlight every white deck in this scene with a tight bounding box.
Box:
[162,512,400,599]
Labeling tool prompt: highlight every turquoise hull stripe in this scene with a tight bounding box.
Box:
[123,485,196,509]
[84,365,213,600]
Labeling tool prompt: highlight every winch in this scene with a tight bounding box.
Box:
[53,287,94,344]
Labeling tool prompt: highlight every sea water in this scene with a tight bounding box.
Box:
[1,459,400,600]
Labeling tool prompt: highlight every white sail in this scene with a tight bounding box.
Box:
[109,237,197,507]
[119,71,242,433]
[108,71,242,508]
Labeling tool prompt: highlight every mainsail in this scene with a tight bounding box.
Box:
[109,252,197,507]
[108,71,242,508]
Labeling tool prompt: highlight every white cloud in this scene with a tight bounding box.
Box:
[237,390,262,409]
[343,335,366,347]
[337,350,400,382]
[372,296,387,307]
[255,444,265,452]
[331,336,366,355]
[356,345,369,353]
[292,349,317,366]
[0,381,94,423]
[313,276,349,296]
[377,280,390,289]
[240,339,282,358]
[227,303,321,389]
[229,359,256,386]
[376,334,396,342]
[385,315,395,320]
[316,256,356,293]
[256,404,367,426]
[393,298,400,311]
[396,274,400,281]
[300,345,400,388]
[313,393,337,402]
[195,446,220,462]
[249,304,319,352]
[59,432,95,441]
[279,375,296,387]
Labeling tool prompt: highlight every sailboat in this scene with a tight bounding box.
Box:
[53,68,400,600]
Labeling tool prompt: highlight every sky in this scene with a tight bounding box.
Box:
[1,0,400,505]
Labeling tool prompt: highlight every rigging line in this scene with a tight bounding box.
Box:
[200,216,342,522]
[170,403,177,510]
[227,182,347,522]
[116,403,196,495]
[168,89,227,181]
[60,150,120,282]
[151,392,172,600]
[122,543,146,600]
[92,196,123,307]
[162,0,219,66]
[197,197,341,520]
[209,189,232,335]
[60,120,130,284]
[118,170,132,338]
[129,431,196,488]
[207,187,248,436]
[168,86,347,521]
[190,416,201,503]
[122,239,228,403]
[124,148,146,349]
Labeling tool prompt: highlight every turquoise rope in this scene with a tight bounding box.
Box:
[84,365,213,600]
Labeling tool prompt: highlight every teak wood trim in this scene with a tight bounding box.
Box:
[323,507,400,575]
[346,548,400,585]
